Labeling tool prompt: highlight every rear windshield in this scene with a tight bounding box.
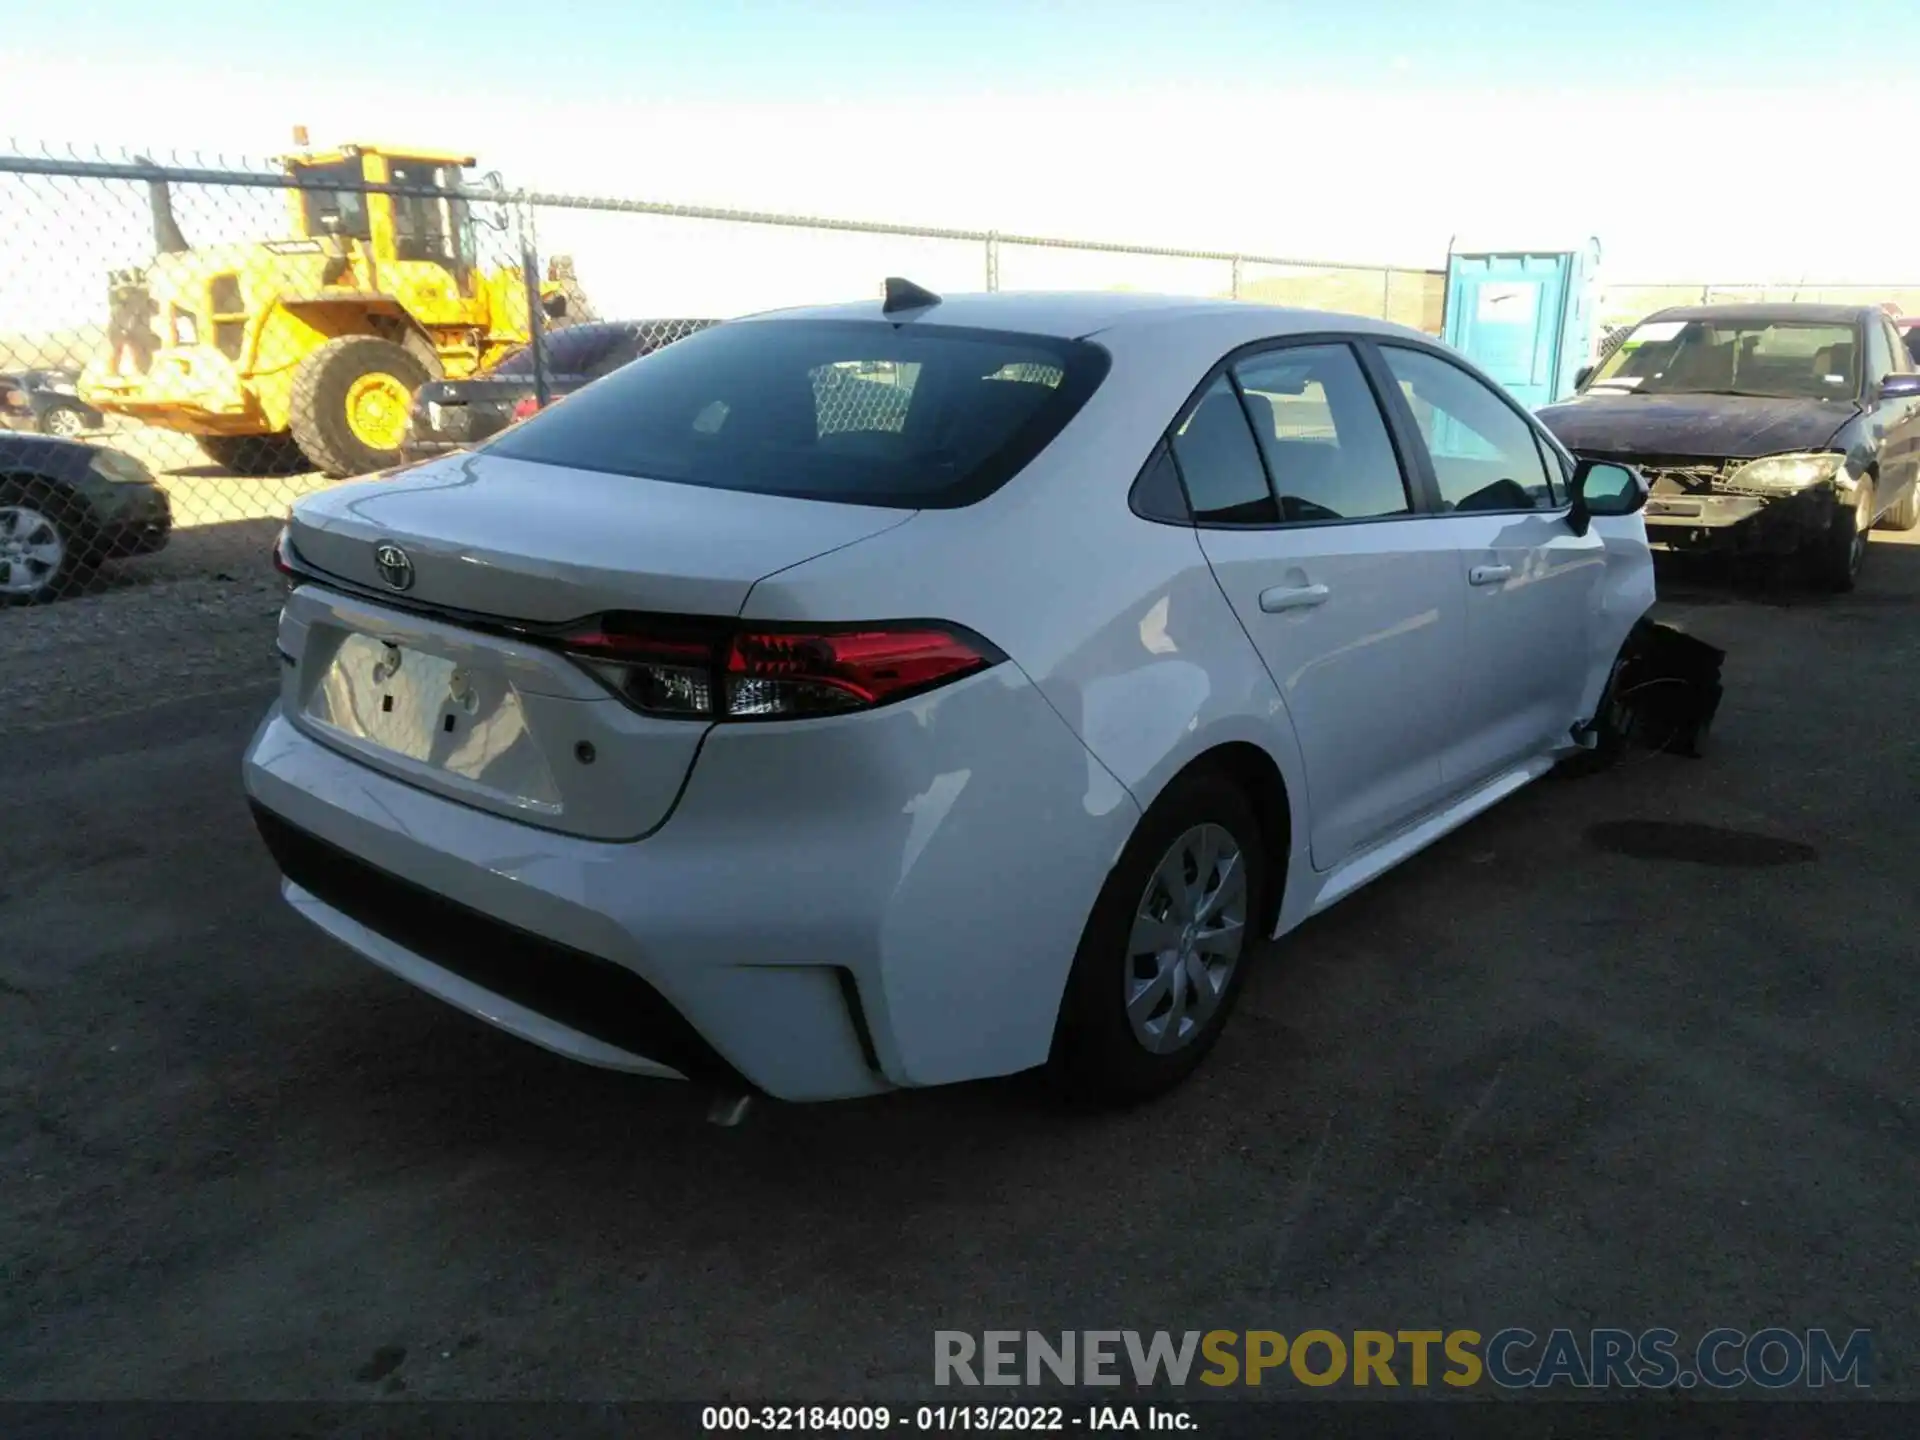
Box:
[482,319,1111,508]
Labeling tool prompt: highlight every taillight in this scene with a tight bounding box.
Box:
[558,616,1002,721]
[511,395,540,421]
[271,524,298,580]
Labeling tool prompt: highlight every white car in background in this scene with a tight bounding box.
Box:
[244,285,1653,1106]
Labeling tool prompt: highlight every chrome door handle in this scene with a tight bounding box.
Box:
[1259,583,1329,612]
[1468,564,1512,586]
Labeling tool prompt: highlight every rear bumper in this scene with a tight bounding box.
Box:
[1643,484,1847,555]
[96,516,171,557]
[240,665,1139,1102]
[81,482,173,557]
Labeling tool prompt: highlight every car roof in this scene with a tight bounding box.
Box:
[734,289,1419,344]
[1644,302,1877,326]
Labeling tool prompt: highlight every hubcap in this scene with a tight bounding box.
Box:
[0,503,66,597]
[1125,823,1249,1055]
[44,408,83,436]
[344,372,411,452]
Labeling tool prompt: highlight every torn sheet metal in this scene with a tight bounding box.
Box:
[1573,618,1726,766]
[1614,618,1725,756]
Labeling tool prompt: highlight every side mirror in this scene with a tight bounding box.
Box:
[1877,373,1920,400]
[1568,458,1648,537]
[1573,365,1594,390]
[542,292,569,319]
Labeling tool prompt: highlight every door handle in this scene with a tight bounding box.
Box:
[1468,564,1512,586]
[1259,583,1329,613]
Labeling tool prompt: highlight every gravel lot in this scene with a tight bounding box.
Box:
[1,533,1916,1403]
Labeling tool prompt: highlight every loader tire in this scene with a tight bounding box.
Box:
[197,432,308,477]
[289,336,429,479]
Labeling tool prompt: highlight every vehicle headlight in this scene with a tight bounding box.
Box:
[1724,452,1847,493]
[89,449,153,484]
[173,313,198,345]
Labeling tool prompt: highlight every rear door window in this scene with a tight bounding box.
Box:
[1169,376,1279,524]
[1232,345,1411,522]
[484,319,1110,508]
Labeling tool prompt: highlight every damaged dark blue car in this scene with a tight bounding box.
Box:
[1539,303,1920,591]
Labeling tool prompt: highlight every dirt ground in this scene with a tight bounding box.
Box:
[0,534,1916,1403]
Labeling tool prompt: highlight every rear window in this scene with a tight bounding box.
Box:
[482,319,1111,508]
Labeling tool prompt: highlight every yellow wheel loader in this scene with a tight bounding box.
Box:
[79,144,591,478]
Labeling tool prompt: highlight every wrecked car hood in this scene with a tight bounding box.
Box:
[1537,392,1856,459]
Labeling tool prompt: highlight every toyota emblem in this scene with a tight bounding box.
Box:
[373,542,414,592]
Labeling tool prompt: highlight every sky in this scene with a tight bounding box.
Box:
[5,0,1920,331]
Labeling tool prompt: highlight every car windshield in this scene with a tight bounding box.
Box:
[1587,318,1861,400]
[483,318,1110,508]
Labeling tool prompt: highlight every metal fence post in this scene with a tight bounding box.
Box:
[1382,269,1392,321]
[985,232,1000,292]
[518,194,551,409]
[1230,256,1242,300]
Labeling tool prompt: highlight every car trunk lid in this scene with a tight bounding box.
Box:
[286,451,914,622]
[280,452,914,838]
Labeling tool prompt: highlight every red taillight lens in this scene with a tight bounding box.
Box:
[725,628,991,716]
[511,395,540,421]
[271,524,296,578]
[558,617,1000,721]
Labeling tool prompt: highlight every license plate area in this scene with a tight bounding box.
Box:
[301,630,561,809]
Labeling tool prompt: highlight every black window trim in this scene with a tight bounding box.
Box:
[1127,437,1193,525]
[1148,332,1439,532]
[1365,338,1574,519]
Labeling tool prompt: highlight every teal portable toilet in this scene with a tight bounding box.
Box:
[1441,239,1600,410]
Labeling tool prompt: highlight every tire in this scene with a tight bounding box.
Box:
[1807,478,1872,593]
[197,432,309,477]
[0,480,90,605]
[36,403,89,438]
[287,336,430,479]
[1875,478,1920,532]
[1047,767,1273,1105]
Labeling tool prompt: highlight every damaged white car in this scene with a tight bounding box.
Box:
[245,286,1660,1108]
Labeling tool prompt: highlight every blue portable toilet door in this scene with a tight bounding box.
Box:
[1443,254,1572,412]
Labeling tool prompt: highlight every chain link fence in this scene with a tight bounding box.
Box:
[15,140,1920,613]
[0,141,1454,607]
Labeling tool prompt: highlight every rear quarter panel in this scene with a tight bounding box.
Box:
[740,324,1316,925]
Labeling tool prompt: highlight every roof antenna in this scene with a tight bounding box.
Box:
[882,277,941,316]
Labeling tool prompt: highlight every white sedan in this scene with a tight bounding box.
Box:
[244,286,1653,1105]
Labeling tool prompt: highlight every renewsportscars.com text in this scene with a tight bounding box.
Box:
[934,1328,1871,1391]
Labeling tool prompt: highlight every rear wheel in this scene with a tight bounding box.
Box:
[37,403,89,438]
[1808,479,1872,592]
[197,432,309,476]
[0,482,89,604]
[288,336,430,479]
[1048,767,1272,1105]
